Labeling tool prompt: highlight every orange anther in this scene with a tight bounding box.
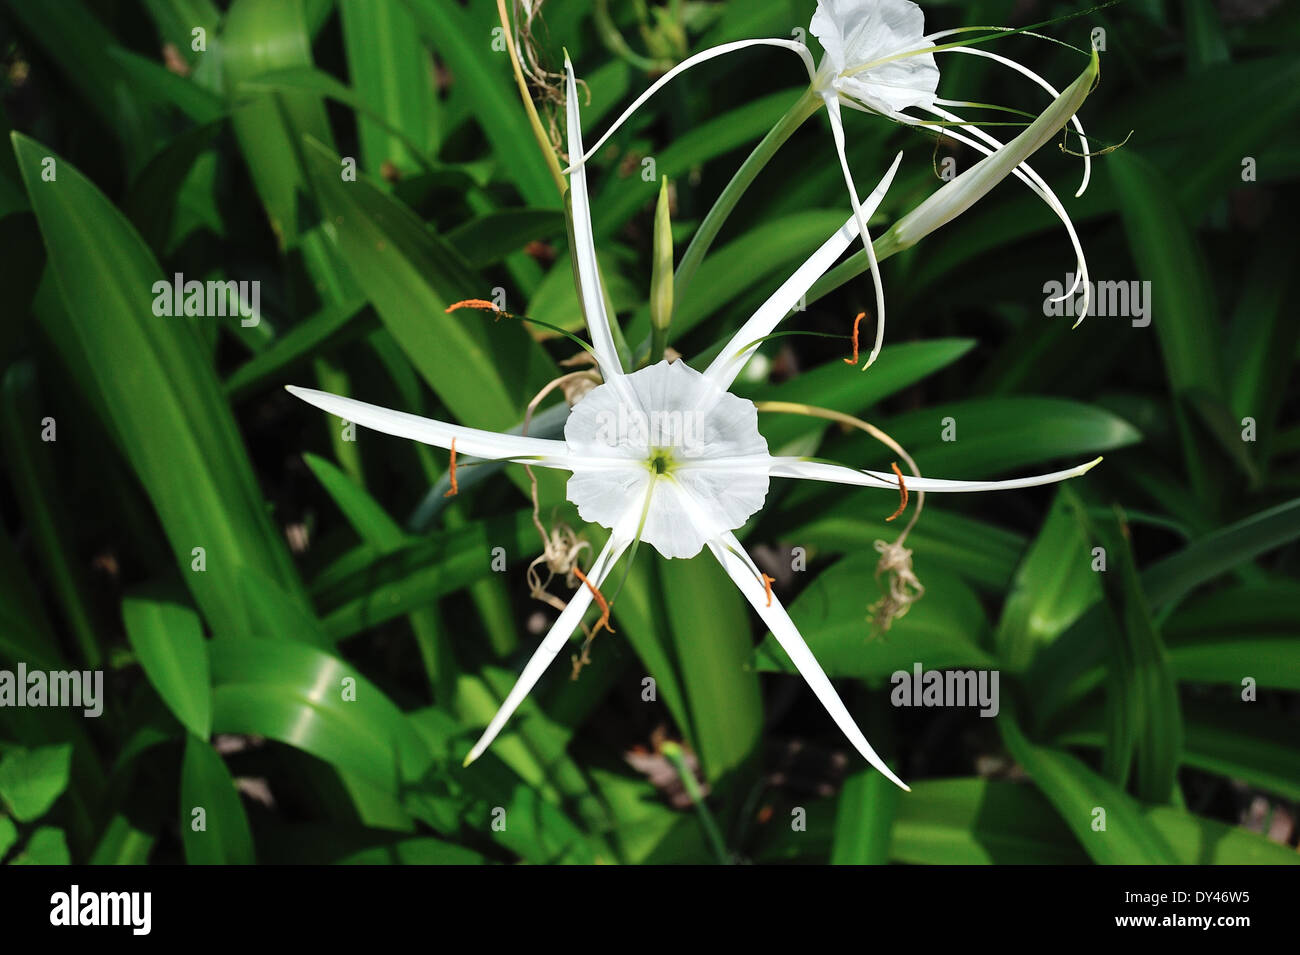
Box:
[761,573,777,607]
[885,461,908,522]
[573,565,615,636]
[445,298,501,314]
[844,311,867,365]
[444,438,458,497]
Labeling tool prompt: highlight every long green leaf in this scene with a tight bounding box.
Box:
[299,136,554,430]
[660,555,762,784]
[180,734,255,864]
[401,0,557,206]
[223,0,333,249]
[339,0,439,174]
[995,489,1100,672]
[1,362,101,666]
[1000,713,1179,864]
[14,133,310,640]
[123,594,213,739]
[210,638,432,793]
[0,744,72,823]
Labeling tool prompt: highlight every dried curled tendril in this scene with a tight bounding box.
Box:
[520,361,608,678]
[526,521,589,605]
[508,0,574,155]
[869,463,923,635]
[871,537,925,636]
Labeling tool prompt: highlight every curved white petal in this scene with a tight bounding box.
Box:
[885,51,1097,262]
[464,525,632,765]
[823,94,888,369]
[939,45,1091,197]
[286,385,574,467]
[565,59,633,392]
[767,456,1102,492]
[702,151,902,391]
[911,105,1091,323]
[707,530,908,791]
[563,39,817,172]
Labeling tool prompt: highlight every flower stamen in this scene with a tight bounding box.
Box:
[443,438,458,497]
[843,311,866,365]
[761,573,777,607]
[571,560,617,679]
[573,564,615,637]
[445,298,505,315]
[521,371,597,619]
[885,461,908,522]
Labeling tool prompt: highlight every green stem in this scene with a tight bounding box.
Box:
[497,0,566,196]
[595,0,671,73]
[668,87,822,336]
[662,742,730,864]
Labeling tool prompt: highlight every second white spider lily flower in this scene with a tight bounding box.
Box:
[809,0,1099,333]
[287,57,1102,790]
[566,0,1100,361]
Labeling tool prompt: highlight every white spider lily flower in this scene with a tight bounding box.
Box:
[566,0,1098,362]
[287,58,1102,790]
